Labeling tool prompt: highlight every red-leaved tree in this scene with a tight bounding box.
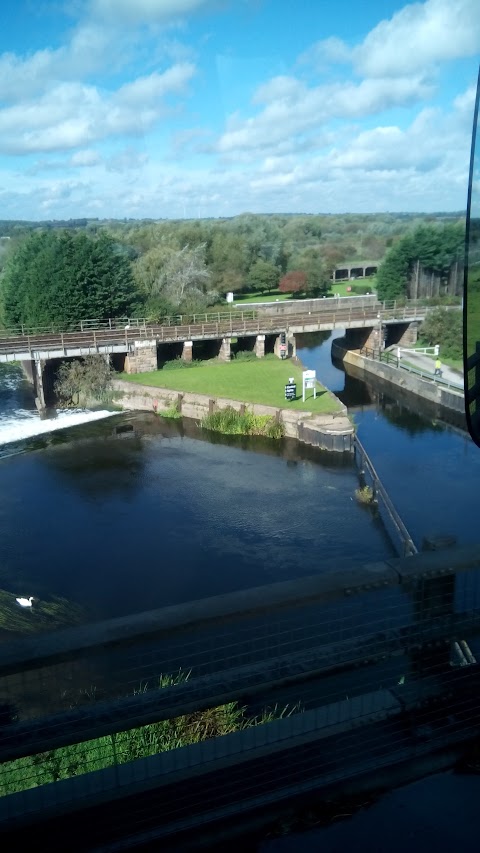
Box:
[278,271,307,293]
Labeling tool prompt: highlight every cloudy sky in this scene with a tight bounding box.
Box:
[0,0,478,220]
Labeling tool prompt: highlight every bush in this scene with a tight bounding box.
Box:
[419,306,462,359]
[161,400,182,419]
[202,406,284,438]
[355,485,375,504]
[162,357,201,370]
[55,355,113,406]
[350,284,373,295]
[233,350,258,361]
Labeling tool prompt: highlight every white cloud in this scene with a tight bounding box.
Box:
[90,0,213,23]
[354,0,480,77]
[106,147,149,172]
[0,63,196,155]
[70,149,102,167]
[217,75,433,156]
[299,36,351,69]
[0,25,114,103]
[116,63,195,104]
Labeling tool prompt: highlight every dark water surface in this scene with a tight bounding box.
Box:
[1,334,479,623]
[0,387,393,624]
[298,330,480,548]
[1,339,479,848]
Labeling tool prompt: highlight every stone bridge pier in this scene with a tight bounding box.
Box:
[344,320,420,354]
[21,358,48,411]
[124,340,158,374]
[273,333,296,359]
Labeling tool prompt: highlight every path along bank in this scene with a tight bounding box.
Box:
[332,339,464,415]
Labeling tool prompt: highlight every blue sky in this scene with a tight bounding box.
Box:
[0,0,478,220]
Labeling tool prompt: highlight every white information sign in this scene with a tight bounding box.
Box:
[302,369,317,402]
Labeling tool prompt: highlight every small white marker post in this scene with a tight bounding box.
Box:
[302,369,317,402]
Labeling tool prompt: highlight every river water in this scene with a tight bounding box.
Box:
[1,335,479,848]
[1,335,479,625]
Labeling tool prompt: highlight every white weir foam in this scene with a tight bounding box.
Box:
[0,409,117,447]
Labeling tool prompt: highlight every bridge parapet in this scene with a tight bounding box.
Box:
[0,545,479,843]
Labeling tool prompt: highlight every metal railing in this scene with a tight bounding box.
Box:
[0,545,480,846]
[353,435,417,556]
[0,300,430,340]
[360,346,464,392]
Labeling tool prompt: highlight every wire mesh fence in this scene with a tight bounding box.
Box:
[0,546,480,845]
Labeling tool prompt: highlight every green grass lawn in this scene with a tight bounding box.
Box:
[232,290,292,304]
[231,280,377,304]
[328,278,377,297]
[122,358,341,413]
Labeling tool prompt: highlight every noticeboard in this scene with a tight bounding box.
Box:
[302,369,317,401]
[285,382,296,401]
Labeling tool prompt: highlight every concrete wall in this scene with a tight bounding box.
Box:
[255,295,379,316]
[333,341,464,414]
[112,379,354,452]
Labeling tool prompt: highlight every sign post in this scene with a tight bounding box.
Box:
[302,369,317,402]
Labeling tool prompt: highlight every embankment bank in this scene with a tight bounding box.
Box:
[112,378,354,453]
[332,340,464,416]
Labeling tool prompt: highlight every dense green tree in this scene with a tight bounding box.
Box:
[419,307,462,359]
[375,241,412,301]
[376,223,464,301]
[133,242,218,317]
[206,231,248,294]
[247,259,280,293]
[288,248,331,296]
[0,231,139,329]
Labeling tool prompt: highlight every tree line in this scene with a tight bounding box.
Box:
[0,213,465,330]
[375,223,464,302]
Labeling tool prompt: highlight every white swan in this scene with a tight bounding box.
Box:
[15,596,34,608]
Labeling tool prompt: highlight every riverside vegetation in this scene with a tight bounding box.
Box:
[201,406,285,438]
[0,671,295,797]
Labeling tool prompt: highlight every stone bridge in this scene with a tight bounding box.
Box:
[332,262,379,281]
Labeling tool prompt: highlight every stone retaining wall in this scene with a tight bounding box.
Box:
[332,341,464,414]
[112,379,354,453]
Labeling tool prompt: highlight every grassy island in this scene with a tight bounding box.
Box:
[122,357,341,415]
